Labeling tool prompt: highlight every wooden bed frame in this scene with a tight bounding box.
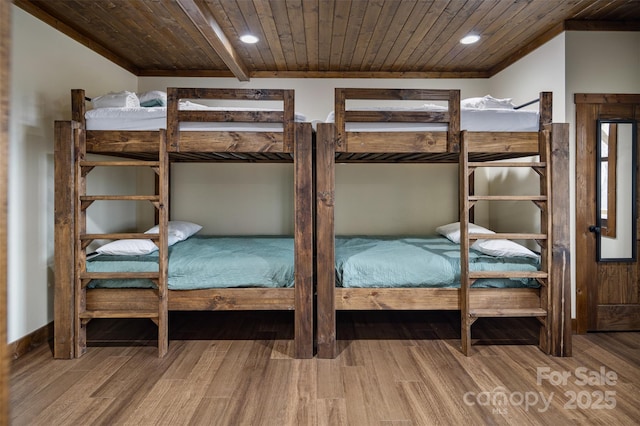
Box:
[316,88,571,358]
[54,88,313,359]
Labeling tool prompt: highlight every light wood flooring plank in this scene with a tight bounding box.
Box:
[317,398,348,426]
[8,311,640,425]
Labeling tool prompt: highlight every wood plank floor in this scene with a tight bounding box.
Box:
[10,311,640,425]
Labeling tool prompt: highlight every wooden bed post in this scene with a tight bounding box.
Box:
[54,120,77,359]
[294,123,314,359]
[448,90,461,152]
[316,123,336,358]
[71,89,86,128]
[167,88,179,151]
[540,92,553,129]
[283,90,295,153]
[548,122,572,356]
[459,131,473,355]
[157,130,169,357]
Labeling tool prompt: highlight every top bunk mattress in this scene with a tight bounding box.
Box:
[86,102,308,131]
[326,106,539,132]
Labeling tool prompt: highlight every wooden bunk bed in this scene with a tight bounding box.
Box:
[316,88,571,358]
[54,88,313,359]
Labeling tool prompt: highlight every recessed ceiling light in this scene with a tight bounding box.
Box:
[460,34,480,45]
[240,34,259,44]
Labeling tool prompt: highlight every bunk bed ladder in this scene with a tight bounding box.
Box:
[460,130,552,355]
[74,129,169,357]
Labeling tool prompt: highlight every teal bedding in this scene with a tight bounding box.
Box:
[335,236,540,289]
[87,236,295,289]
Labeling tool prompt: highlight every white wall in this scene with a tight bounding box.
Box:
[8,6,137,342]
[490,33,566,123]
[140,77,490,236]
[487,34,566,246]
[565,31,640,317]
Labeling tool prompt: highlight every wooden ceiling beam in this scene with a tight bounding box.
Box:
[564,19,640,31]
[176,0,250,81]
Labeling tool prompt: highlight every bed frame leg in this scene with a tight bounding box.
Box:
[548,123,572,356]
[54,121,76,359]
[316,123,336,358]
[294,123,314,359]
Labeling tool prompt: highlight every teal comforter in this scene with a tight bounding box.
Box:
[87,236,295,289]
[335,236,540,288]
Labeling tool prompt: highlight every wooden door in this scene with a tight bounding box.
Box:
[575,94,640,333]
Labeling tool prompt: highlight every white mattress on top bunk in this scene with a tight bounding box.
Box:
[325,105,539,132]
[85,102,307,131]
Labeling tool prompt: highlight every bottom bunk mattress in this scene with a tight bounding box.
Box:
[335,236,540,289]
[87,236,295,289]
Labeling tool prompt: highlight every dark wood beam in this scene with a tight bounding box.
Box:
[176,0,250,81]
[565,19,640,31]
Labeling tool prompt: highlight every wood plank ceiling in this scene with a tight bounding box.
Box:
[15,0,640,81]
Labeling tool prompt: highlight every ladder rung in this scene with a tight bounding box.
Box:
[79,311,159,320]
[469,233,546,240]
[80,161,160,168]
[80,195,160,202]
[81,233,158,241]
[469,308,547,318]
[468,162,546,168]
[469,271,547,279]
[469,195,547,202]
[81,272,159,280]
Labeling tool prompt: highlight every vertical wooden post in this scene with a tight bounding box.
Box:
[74,126,87,357]
[334,89,345,151]
[71,89,86,127]
[294,123,313,358]
[167,88,180,151]
[283,90,295,153]
[158,130,169,357]
[0,0,10,420]
[54,121,76,359]
[539,92,553,129]
[448,90,460,152]
[537,128,553,354]
[316,123,336,358]
[548,123,572,356]
[459,131,472,355]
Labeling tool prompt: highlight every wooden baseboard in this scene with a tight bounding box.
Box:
[572,318,577,333]
[9,322,53,360]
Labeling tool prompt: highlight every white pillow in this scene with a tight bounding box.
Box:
[95,222,192,256]
[436,222,494,244]
[138,90,167,107]
[482,95,515,109]
[140,233,181,246]
[144,220,202,241]
[460,97,485,109]
[96,239,158,256]
[92,91,140,109]
[461,95,515,110]
[436,221,539,259]
[473,239,539,259]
